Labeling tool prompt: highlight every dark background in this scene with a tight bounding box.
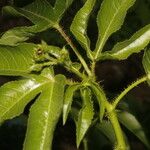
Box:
[0,0,150,150]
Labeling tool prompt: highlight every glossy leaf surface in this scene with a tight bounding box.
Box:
[1,0,73,45]
[76,88,94,147]
[70,0,96,59]
[118,111,150,148]
[101,24,150,60]
[90,83,105,122]
[24,75,66,150]
[143,49,150,85]
[0,43,36,76]
[95,0,136,59]
[0,25,47,46]
[0,75,50,123]
[63,84,80,125]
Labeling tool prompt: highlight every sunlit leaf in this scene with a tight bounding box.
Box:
[1,0,73,45]
[63,84,80,125]
[0,25,47,46]
[100,24,150,60]
[94,0,136,59]
[70,0,96,59]
[0,75,50,123]
[23,75,66,150]
[76,88,94,147]
[90,83,105,122]
[0,43,36,76]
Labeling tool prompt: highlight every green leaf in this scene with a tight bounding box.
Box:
[96,121,130,149]
[101,24,150,60]
[23,75,66,150]
[63,84,80,125]
[53,0,73,22]
[90,83,105,122]
[0,25,47,46]
[143,49,150,85]
[0,43,36,76]
[0,75,51,123]
[76,88,94,147]
[96,121,116,144]
[118,111,150,148]
[1,0,73,45]
[5,0,73,26]
[70,0,96,59]
[94,0,136,59]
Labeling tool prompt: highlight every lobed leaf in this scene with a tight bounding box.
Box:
[76,88,94,147]
[0,75,50,123]
[70,0,96,59]
[0,43,36,76]
[118,111,150,148]
[94,0,136,59]
[1,0,73,45]
[101,24,150,60]
[0,25,48,46]
[143,49,150,85]
[23,75,66,150]
[63,84,80,125]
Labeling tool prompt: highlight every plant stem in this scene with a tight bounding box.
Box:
[90,83,127,150]
[113,76,147,109]
[65,65,85,79]
[55,24,92,77]
[83,138,88,150]
[91,61,96,79]
[106,103,126,150]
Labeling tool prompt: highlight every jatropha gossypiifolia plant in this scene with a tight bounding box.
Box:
[0,0,150,149]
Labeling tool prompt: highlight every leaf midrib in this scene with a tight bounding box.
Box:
[95,0,127,59]
[0,80,50,120]
[20,8,55,26]
[112,29,150,56]
[40,83,54,149]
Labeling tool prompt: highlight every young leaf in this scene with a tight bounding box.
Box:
[1,0,73,45]
[70,0,96,59]
[63,84,80,125]
[76,88,94,147]
[0,43,36,76]
[100,24,150,60]
[143,49,150,85]
[94,0,136,59]
[90,83,105,122]
[23,75,66,150]
[118,111,150,148]
[0,75,50,123]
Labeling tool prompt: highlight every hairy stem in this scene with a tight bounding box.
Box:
[113,76,147,109]
[65,65,85,79]
[90,84,127,150]
[55,24,92,77]
[83,138,88,150]
[106,104,126,150]
[91,61,96,80]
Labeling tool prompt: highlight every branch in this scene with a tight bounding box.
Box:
[112,76,147,109]
[55,24,92,77]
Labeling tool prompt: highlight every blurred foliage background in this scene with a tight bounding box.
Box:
[0,0,150,150]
